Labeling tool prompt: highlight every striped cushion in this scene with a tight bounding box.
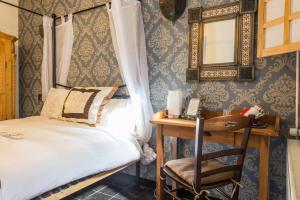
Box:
[60,87,117,125]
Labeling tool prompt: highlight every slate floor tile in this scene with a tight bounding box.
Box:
[87,192,114,200]
[99,185,122,196]
[70,173,155,200]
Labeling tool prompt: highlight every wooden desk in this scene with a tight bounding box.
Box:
[150,111,280,200]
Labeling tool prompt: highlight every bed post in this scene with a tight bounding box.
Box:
[52,13,57,88]
[136,161,140,185]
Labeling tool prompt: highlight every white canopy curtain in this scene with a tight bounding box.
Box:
[41,16,53,101]
[56,14,74,86]
[41,15,74,101]
[107,0,156,165]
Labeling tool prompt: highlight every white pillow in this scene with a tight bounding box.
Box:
[60,87,117,125]
[41,88,69,119]
[100,99,136,134]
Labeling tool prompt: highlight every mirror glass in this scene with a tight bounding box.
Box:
[203,19,236,65]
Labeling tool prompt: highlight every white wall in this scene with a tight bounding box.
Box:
[0,0,19,117]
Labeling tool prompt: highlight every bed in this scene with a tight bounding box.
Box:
[0,99,142,200]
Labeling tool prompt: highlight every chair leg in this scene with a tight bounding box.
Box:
[135,161,140,186]
[194,193,206,200]
[160,167,166,200]
[231,187,239,200]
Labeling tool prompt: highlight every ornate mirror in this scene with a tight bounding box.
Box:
[187,0,257,81]
[160,0,186,22]
[202,17,237,65]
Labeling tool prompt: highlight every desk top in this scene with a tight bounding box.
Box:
[150,110,280,137]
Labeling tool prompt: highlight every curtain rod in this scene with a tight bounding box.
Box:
[0,0,108,19]
[56,83,127,89]
[57,0,142,19]
[0,0,43,16]
[57,2,107,19]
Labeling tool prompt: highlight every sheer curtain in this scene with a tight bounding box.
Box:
[41,15,74,101]
[107,0,156,165]
[41,16,53,101]
[56,14,73,85]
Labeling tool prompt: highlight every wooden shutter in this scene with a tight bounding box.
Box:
[258,0,300,57]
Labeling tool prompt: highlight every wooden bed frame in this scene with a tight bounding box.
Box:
[44,160,140,200]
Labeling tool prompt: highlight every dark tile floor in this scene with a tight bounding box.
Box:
[66,173,156,200]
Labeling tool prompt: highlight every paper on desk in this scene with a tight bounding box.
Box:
[186,98,200,116]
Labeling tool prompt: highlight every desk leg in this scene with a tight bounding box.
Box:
[259,137,270,200]
[156,125,164,200]
[171,137,178,191]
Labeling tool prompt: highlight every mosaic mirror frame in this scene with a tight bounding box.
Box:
[187,0,257,82]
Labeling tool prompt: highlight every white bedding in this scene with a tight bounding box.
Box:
[0,116,141,200]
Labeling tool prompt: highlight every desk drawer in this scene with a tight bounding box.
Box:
[163,125,235,145]
[163,125,195,139]
[204,132,235,146]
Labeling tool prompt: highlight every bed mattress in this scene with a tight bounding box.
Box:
[0,116,141,200]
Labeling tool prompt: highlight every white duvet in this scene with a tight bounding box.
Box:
[0,116,141,200]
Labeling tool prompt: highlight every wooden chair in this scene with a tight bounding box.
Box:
[160,115,255,200]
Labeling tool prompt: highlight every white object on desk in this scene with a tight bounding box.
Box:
[167,90,183,118]
[186,98,200,116]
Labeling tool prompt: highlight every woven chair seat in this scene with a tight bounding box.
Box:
[165,157,235,186]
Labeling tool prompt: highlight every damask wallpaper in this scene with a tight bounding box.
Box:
[18,0,293,199]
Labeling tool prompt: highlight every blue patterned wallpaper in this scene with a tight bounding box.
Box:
[18,0,293,199]
[142,1,290,199]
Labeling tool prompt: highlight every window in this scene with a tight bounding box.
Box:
[257,0,300,57]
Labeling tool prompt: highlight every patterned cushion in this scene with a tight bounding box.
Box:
[41,88,70,119]
[165,157,235,186]
[60,87,117,125]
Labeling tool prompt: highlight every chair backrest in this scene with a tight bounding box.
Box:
[194,115,254,191]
